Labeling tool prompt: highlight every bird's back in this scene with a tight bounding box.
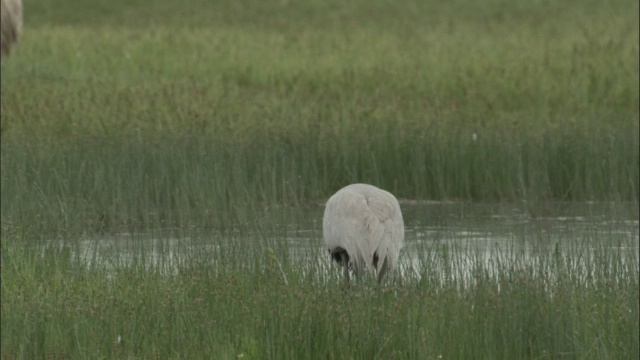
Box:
[323,184,404,276]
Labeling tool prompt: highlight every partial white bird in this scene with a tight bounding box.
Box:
[1,0,22,59]
[323,183,404,283]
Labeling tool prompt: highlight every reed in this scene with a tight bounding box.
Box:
[2,126,637,236]
[1,225,637,359]
[2,1,637,235]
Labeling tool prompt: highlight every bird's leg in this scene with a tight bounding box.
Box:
[377,258,389,285]
[340,252,350,283]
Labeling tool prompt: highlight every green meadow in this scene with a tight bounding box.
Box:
[1,0,638,358]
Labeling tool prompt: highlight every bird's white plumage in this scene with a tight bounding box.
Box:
[323,183,404,282]
[1,0,22,59]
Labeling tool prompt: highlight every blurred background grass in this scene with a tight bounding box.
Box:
[1,0,638,234]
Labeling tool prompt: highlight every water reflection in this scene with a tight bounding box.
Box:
[73,202,639,280]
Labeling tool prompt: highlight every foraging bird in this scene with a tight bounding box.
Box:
[1,0,22,59]
[323,183,404,283]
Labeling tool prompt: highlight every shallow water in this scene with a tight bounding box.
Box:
[71,202,639,280]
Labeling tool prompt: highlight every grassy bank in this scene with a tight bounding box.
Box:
[2,0,638,234]
[2,228,638,359]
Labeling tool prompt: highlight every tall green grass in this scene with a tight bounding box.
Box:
[2,226,638,359]
[1,2,638,356]
[0,0,640,359]
[2,129,638,237]
[1,0,638,233]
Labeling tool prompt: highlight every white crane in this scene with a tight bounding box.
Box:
[1,0,22,59]
[323,183,404,283]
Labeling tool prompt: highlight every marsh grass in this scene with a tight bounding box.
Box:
[1,1,639,358]
[2,226,638,359]
[1,128,637,237]
[1,0,638,234]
